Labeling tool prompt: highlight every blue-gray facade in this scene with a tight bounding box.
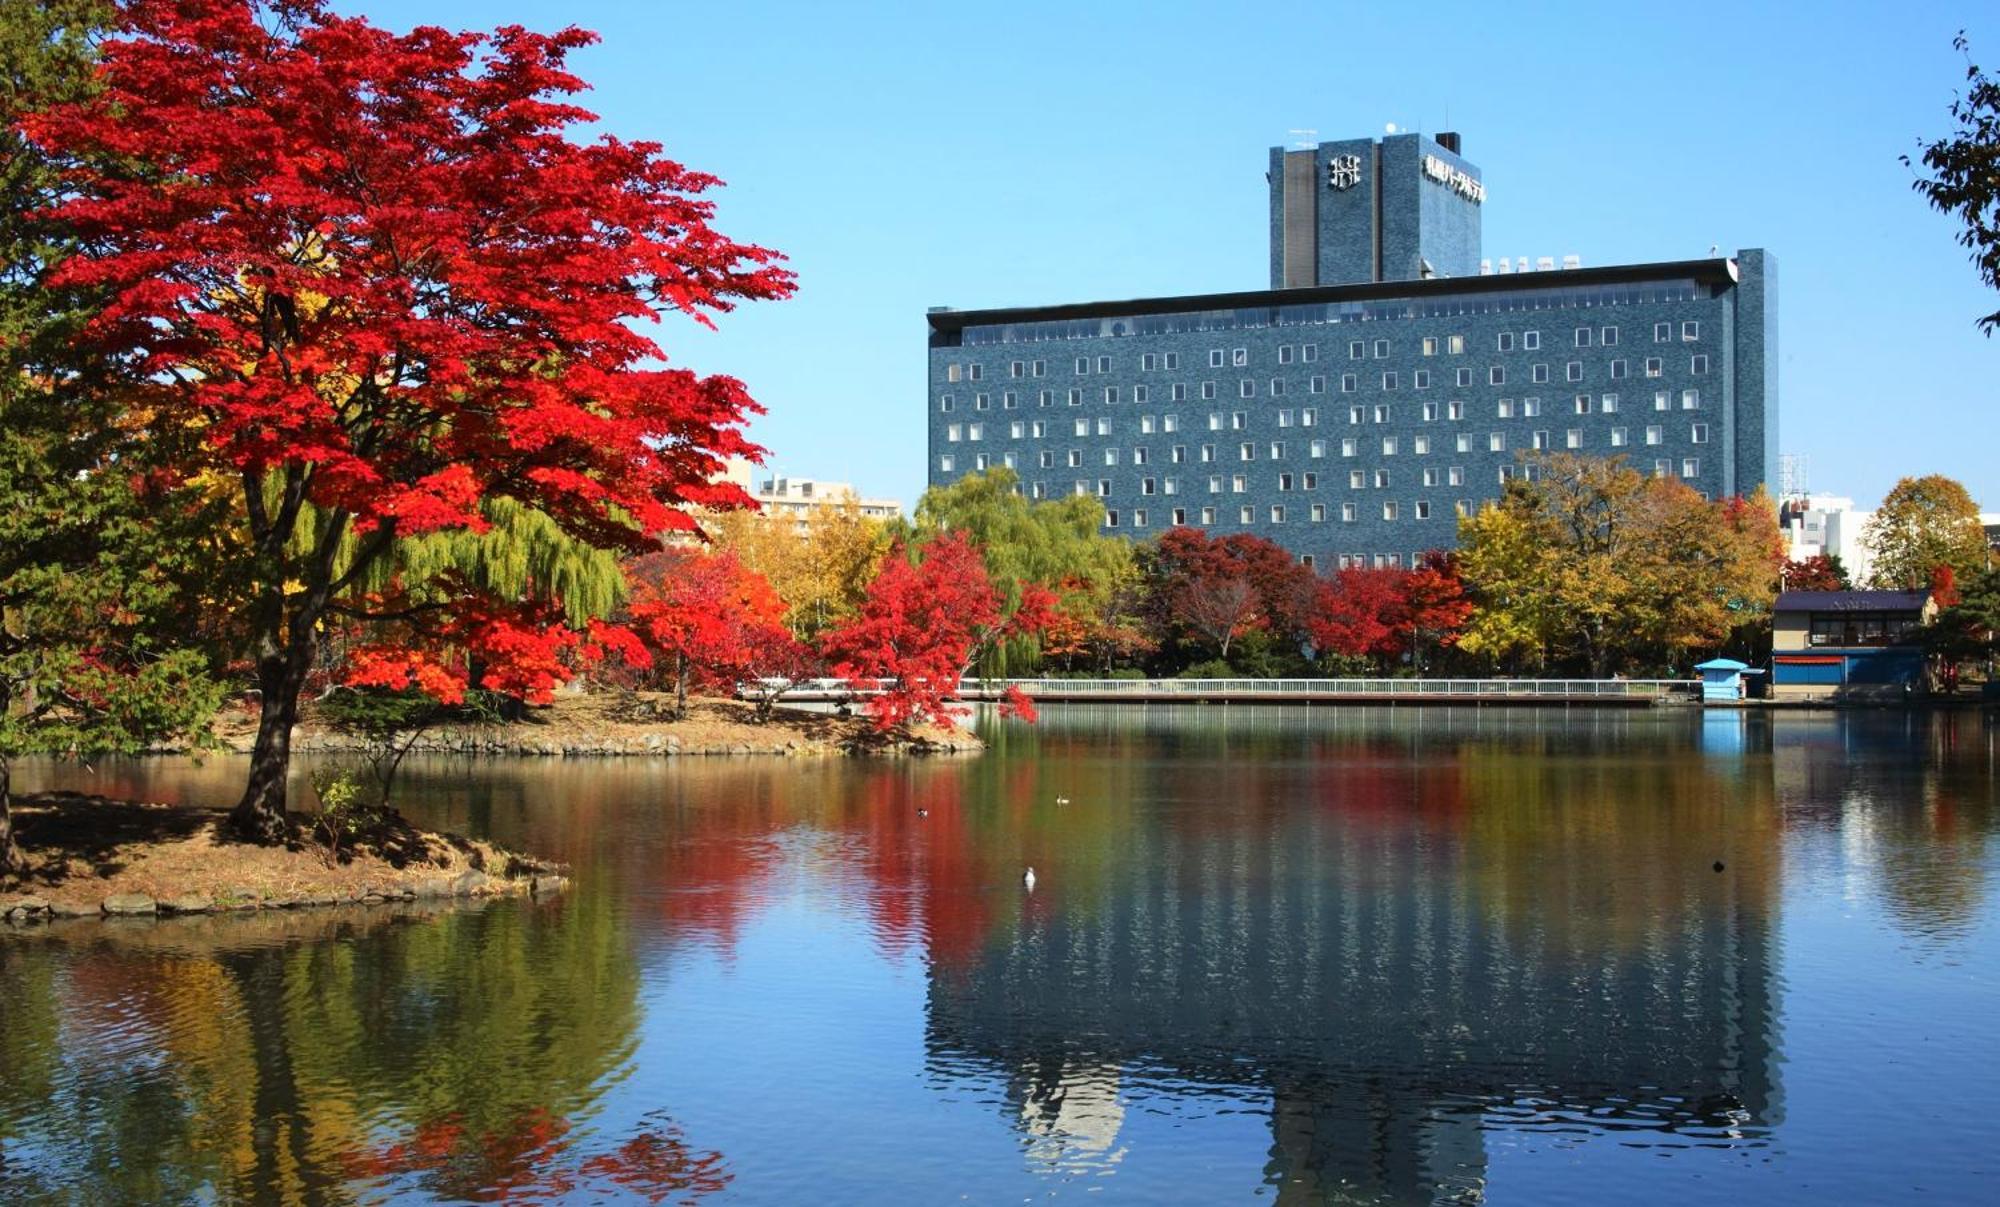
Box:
[927,132,1774,569]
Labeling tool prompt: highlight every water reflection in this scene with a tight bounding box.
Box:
[4,707,1997,1203]
[926,709,1785,1202]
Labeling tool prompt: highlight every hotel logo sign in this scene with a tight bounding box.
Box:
[1422,153,1486,205]
[1325,154,1362,191]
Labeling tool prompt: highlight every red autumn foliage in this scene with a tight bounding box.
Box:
[1310,551,1472,668]
[1931,564,1961,608]
[25,0,795,834]
[1143,527,1320,658]
[820,535,1055,731]
[625,548,792,716]
[1781,554,1847,592]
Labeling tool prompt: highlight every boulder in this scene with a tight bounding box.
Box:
[450,869,490,896]
[414,876,453,900]
[531,873,568,897]
[50,900,97,919]
[160,895,211,915]
[102,893,158,916]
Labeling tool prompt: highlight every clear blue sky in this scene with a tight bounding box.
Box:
[357,0,1999,512]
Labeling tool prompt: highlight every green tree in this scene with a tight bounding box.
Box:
[1869,474,1988,589]
[900,468,1132,674]
[1907,33,2000,334]
[1,0,223,874]
[1925,565,2000,676]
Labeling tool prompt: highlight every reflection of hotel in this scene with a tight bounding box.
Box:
[924,780,1782,1202]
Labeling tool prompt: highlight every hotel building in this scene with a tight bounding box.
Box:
[925,131,1776,568]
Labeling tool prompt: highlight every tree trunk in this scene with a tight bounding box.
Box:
[232,655,302,843]
[674,654,689,719]
[0,755,19,876]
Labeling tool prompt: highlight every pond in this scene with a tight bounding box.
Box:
[3,706,1997,1204]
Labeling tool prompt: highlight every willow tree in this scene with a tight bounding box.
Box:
[901,467,1133,675]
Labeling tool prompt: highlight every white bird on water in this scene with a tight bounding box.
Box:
[1023,867,1037,891]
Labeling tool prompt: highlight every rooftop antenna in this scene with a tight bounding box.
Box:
[1779,453,1810,501]
[1287,127,1318,150]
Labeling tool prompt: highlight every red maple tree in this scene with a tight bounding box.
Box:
[1311,551,1471,671]
[820,535,1053,731]
[1143,527,1319,659]
[28,0,794,838]
[625,548,793,718]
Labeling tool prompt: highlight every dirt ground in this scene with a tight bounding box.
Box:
[1,792,551,913]
[214,692,980,756]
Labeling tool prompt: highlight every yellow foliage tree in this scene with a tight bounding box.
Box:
[704,498,889,640]
[1456,454,1780,675]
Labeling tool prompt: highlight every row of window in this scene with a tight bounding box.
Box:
[1094,467,1706,532]
[940,322,1705,382]
[942,455,1707,491]
[936,356,1710,411]
[943,421,1711,453]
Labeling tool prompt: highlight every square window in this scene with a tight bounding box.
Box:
[1414,369,1430,389]
[1610,427,1627,447]
[1691,423,1709,443]
[939,454,955,472]
[1278,345,1294,364]
[1691,354,1709,374]
[1311,503,1327,522]
[1270,505,1285,523]
[1232,348,1248,367]
[1310,375,1326,394]
[1645,425,1663,445]
[1456,368,1474,388]
[1601,327,1618,346]
[1349,340,1366,360]
[1448,400,1465,420]
[1382,501,1399,521]
[1209,349,1225,368]
[1532,364,1550,384]
[1565,361,1582,382]
[1413,435,1430,454]
[1342,373,1358,393]
[1448,466,1464,486]
[1566,428,1583,449]
[1654,322,1672,343]
[1681,321,1699,341]
[1422,336,1438,356]
[1682,389,1700,410]
[1574,327,1593,348]
[1342,503,1357,522]
[1382,372,1398,390]
[1489,432,1506,452]
[1490,366,1506,385]
[1202,381,1217,400]
[1373,339,1390,358]
[1448,335,1466,354]
[1682,457,1699,477]
[1498,332,1515,352]
[1415,500,1431,519]
[1382,436,1398,455]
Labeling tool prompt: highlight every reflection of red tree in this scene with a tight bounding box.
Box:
[580,1116,733,1203]
[842,768,999,973]
[346,1108,730,1203]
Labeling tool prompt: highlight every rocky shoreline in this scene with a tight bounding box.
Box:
[265,725,983,759]
[3,868,568,927]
